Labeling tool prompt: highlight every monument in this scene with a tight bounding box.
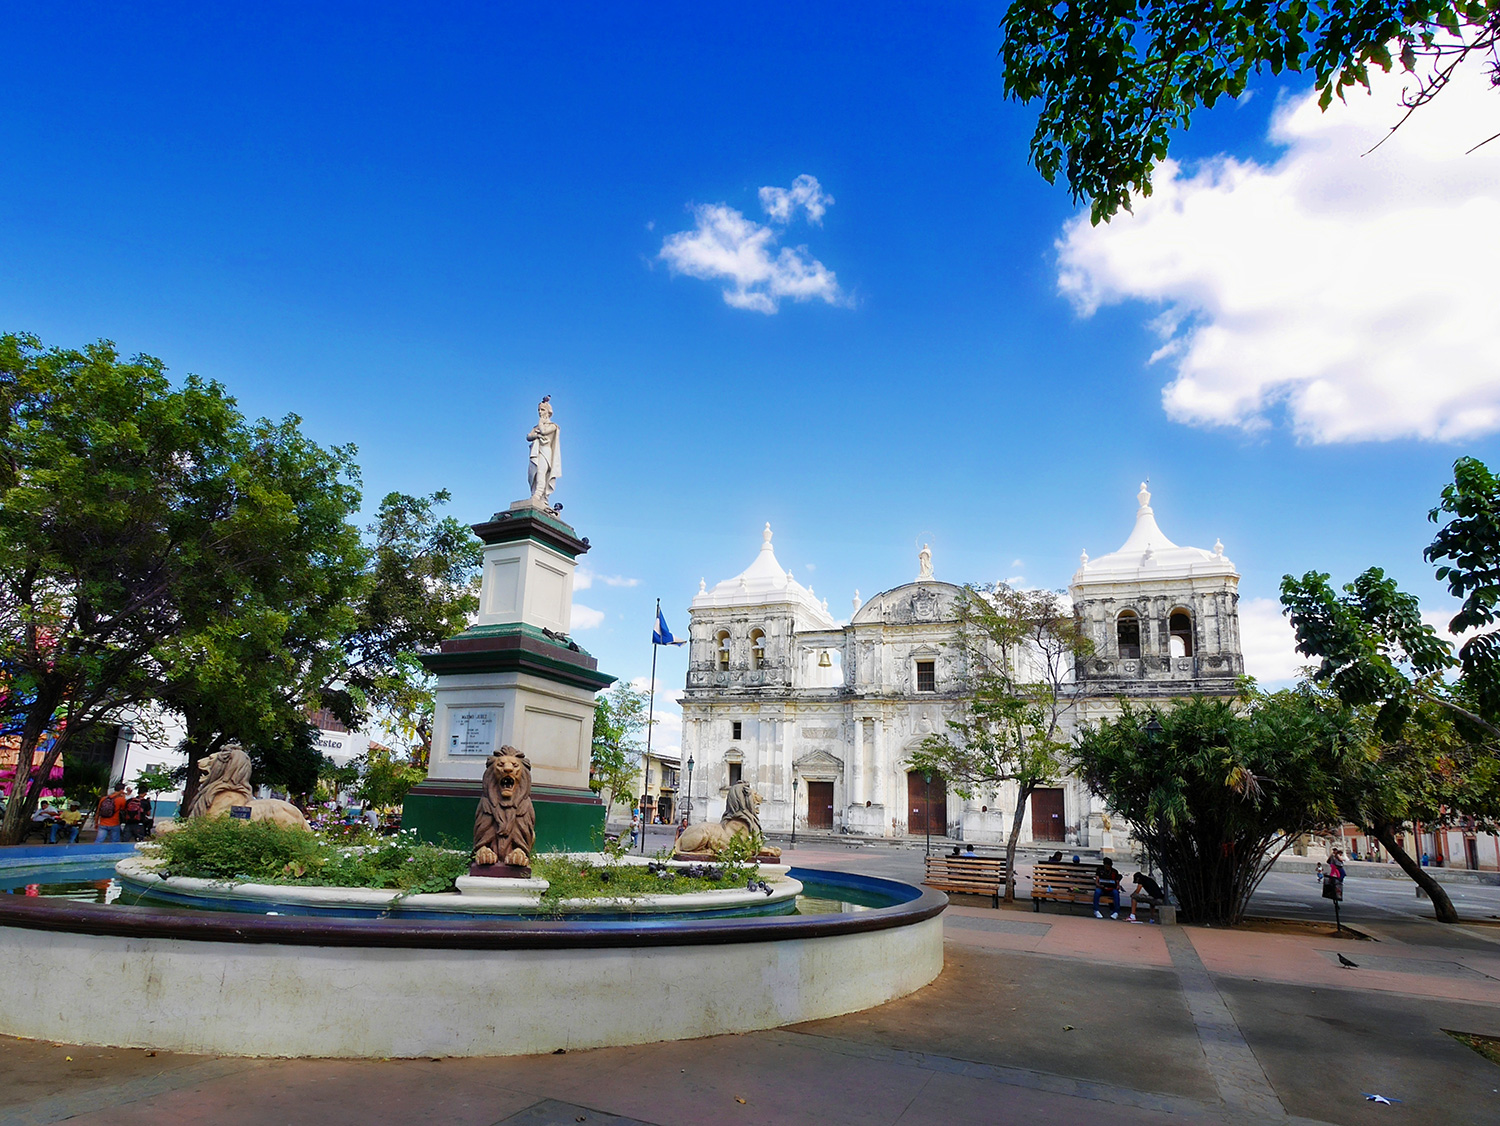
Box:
[402,398,615,850]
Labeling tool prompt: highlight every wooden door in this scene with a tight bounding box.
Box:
[806,781,834,829]
[1031,788,1066,841]
[906,771,947,835]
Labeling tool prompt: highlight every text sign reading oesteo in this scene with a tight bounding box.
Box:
[450,708,499,756]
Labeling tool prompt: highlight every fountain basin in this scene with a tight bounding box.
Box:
[0,863,945,1058]
[114,853,803,917]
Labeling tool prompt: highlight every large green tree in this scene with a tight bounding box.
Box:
[1280,456,1500,922]
[1074,691,1350,924]
[0,333,346,844]
[590,682,652,814]
[1000,0,1500,222]
[910,584,1091,901]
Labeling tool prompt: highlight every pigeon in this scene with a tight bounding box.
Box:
[1338,953,1359,968]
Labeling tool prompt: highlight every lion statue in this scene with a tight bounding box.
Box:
[184,745,308,829]
[473,746,535,869]
[673,780,781,859]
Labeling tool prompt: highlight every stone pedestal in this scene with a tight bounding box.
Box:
[403,503,615,851]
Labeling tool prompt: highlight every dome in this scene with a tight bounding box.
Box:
[690,523,838,627]
[1072,484,1236,586]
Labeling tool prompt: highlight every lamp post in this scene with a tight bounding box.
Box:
[685,756,694,824]
[116,722,135,789]
[924,772,933,857]
[790,776,799,850]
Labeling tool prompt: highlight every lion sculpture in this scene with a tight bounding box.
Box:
[184,745,308,829]
[673,781,782,859]
[473,746,536,869]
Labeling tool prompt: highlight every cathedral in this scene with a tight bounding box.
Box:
[676,484,1244,847]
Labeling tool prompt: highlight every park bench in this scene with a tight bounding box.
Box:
[924,855,1009,908]
[1031,861,1112,914]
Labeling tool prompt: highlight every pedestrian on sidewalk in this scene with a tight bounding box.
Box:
[95,783,127,843]
[1093,858,1122,918]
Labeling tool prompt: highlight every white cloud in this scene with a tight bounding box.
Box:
[1239,597,1307,686]
[629,675,683,755]
[1056,60,1500,443]
[659,175,847,314]
[575,567,639,591]
[758,173,833,224]
[571,603,605,630]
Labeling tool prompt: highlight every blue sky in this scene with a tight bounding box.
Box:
[6,4,1498,754]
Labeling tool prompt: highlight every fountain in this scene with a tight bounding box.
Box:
[0,399,945,1057]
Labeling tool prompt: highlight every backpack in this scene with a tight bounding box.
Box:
[124,797,145,822]
[98,795,117,819]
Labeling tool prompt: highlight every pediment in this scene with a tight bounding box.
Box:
[794,748,844,772]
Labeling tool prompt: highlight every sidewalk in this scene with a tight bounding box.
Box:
[5,854,1500,1125]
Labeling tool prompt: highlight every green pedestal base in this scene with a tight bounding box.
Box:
[402,781,605,853]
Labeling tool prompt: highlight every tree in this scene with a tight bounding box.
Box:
[0,333,324,844]
[1074,691,1349,924]
[353,742,426,810]
[590,683,652,814]
[1000,0,1500,222]
[909,584,1091,902]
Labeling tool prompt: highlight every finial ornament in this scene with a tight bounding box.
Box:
[763,522,773,545]
[1213,538,1224,557]
[1080,549,1089,567]
[1137,481,1152,512]
[699,577,707,593]
[852,589,862,613]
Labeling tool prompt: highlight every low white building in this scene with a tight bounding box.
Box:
[677,485,1244,847]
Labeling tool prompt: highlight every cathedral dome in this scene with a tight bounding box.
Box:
[1072,484,1236,586]
[690,523,837,626]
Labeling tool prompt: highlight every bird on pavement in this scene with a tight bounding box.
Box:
[1337,953,1359,968]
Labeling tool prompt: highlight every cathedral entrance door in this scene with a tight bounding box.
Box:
[906,771,947,835]
[1031,788,1066,841]
[806,781,834,830]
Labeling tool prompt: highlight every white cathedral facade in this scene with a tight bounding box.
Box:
[677,485,1244,847]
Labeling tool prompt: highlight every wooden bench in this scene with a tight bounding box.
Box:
[924,855,1009,908]
[1031,862,1117,914]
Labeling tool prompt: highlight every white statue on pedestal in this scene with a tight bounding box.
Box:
[527,397,561,508]
[918,543,933,581]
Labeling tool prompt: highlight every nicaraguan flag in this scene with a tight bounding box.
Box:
[653,607,686,646]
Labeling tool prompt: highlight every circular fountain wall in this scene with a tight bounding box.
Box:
[0,852,945,1058]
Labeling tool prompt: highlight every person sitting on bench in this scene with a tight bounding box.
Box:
[1128,871,1166,922]
[1093,859,1122,918]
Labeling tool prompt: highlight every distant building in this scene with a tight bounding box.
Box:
[677,485,1244,848]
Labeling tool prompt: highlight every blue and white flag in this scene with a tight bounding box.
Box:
[653,607,686,646]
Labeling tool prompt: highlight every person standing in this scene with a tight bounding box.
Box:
[95,783,127,843]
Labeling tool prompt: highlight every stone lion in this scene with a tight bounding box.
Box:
[473,747,535,868]
[673,781,782,859]
[184,745,308,829]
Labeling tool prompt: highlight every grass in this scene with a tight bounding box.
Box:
[530,854,758,912]
[147,817,469,896]
[1446,1029,1500,1067]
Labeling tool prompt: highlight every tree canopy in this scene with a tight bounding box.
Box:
[591,682,652,813]
[1074,691,1351,924]
[1000,0,1500,221]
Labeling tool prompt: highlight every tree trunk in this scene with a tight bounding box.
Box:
[1371,821,1459,923]
[0,730,51,846]
[1002,785,1032,903]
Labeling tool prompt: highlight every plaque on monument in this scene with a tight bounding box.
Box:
[229,805,252,820]
[449,708,499,756]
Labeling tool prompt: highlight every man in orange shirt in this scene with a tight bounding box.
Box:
[95,782,127,843]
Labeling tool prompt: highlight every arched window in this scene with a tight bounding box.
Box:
[716,630,731,671]
[1169,609,1194,658]
[1116,610,1141,660]
[750,628,766,670]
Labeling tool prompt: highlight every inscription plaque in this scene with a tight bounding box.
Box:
[450,708,500,756]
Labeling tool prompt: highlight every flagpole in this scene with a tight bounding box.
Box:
[641,599,659,855]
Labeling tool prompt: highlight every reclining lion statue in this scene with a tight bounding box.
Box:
[674,781,781,859]
[184,745,308,829]
[473,746,536,869]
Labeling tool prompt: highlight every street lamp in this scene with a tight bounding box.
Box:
[117,722,135,788]
[685,756,694,824]
[790,776,799,850]
[924,772,933,857]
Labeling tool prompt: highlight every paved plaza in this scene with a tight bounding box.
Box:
[5,846,1500,1126]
